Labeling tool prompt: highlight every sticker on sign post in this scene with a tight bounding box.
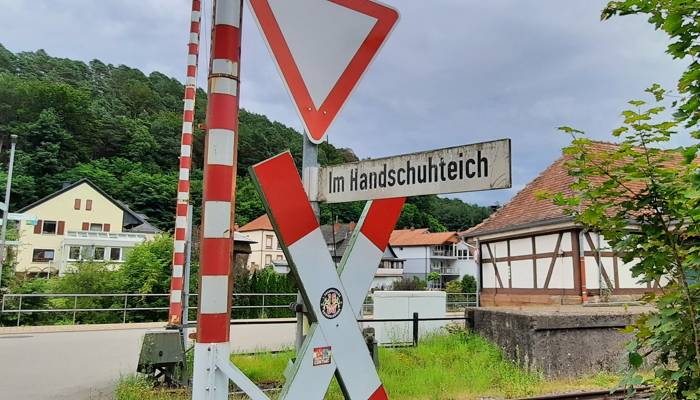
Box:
[313,346,333,366]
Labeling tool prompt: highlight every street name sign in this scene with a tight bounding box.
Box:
[318,139,512,203]
[247,0,399,143]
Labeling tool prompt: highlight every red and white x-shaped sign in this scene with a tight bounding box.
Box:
[251,152,404,400]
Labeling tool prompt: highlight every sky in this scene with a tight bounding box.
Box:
[0,0,689,206]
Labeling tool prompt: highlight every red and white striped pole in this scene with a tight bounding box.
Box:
[168,0,203,328]
[192,0,243,398]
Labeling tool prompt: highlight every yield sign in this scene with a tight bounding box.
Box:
[248,0,399,143]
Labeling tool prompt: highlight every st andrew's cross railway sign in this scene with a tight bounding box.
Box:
[318,139,512,203]
[251,152,405,400]
[247,0,399,143]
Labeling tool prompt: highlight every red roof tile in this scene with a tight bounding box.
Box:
[390,229,459,246]
[239,214,273,232]
[463,141,679,237]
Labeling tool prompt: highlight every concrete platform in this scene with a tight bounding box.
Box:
[466,305,652,378]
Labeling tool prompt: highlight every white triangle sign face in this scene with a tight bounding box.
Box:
[248,0,399,143]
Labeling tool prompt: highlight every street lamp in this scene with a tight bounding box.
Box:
[0,134,18,290]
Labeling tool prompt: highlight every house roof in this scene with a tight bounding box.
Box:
[18,178,147,227]
[390,229,459,246]
[239,215,274,232]
[126,221,161,234]
[462,141,676,238]
[320,222,357,257]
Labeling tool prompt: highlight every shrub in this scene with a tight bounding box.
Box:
[461,274,477,293]
[391,277,427,291]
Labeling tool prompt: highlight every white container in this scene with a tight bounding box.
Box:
[372,291,447,345]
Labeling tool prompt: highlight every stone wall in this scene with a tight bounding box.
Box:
[466,307,648,378]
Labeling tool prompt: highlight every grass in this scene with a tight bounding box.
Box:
[116,332,626,400]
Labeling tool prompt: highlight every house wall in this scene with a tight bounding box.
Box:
[478,229,656,306]
[16,183,125,274]
[393,246,430,279]
[244,229,285,271]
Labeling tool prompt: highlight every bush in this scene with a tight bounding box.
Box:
[391,277,427,291]
[461,275,477,293]
[445,280,463,293]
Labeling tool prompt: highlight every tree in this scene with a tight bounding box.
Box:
[118,234,173,295]
[553,86,699,398]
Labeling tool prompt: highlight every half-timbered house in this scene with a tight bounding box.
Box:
[463,142,657,306]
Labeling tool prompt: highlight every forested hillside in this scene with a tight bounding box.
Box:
[0,45,491,232]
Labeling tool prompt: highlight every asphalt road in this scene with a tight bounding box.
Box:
[0,321,296,400]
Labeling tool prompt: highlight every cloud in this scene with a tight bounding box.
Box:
[0,0,688,206]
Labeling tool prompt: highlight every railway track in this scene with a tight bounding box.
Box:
[519,386,654,400]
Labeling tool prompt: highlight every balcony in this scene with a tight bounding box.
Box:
[431,246,457,259]
[431,266,459,275]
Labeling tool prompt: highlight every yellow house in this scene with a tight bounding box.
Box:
[238,215,285,271]
[14,179,160,276]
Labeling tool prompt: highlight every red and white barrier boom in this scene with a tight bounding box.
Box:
[251,152,405,399]
[168,0,202,328]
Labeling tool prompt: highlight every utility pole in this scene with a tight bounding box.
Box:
[0,134,18,289]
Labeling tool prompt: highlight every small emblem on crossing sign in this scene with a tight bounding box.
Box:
[313,346,332,366]
[320,288,343,319]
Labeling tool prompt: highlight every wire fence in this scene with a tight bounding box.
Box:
[0,292,479,327]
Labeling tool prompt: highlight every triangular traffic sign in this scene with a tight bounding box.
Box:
[248,0,399,143]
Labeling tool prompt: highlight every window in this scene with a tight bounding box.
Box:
[122,247,133,261]
[89,223,103,232]
[32,249,55,262]
[265,235,273,249]
[109,248,121,261]
[276,255,284,261]
[457,249,471,260]
[93,247,105,260]
[74,199,81,210]
[42,220,57,235]
[86,199,93,211]
[265,254,272,265]
[68,246,81,261]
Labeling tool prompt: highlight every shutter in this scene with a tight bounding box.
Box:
[104,224,111,232]
[74,199,81,210]
[57,221,65,235]
[82,222,89,231]
[34,220,43,234]
[86,200,92,211]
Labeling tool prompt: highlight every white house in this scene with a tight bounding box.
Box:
[389,229,476,288]
[462,142,658,306]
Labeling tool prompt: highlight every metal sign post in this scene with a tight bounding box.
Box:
[182,204,194,349]
[296,134,320,352]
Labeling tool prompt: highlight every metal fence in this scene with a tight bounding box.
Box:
[0,292,479,327]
